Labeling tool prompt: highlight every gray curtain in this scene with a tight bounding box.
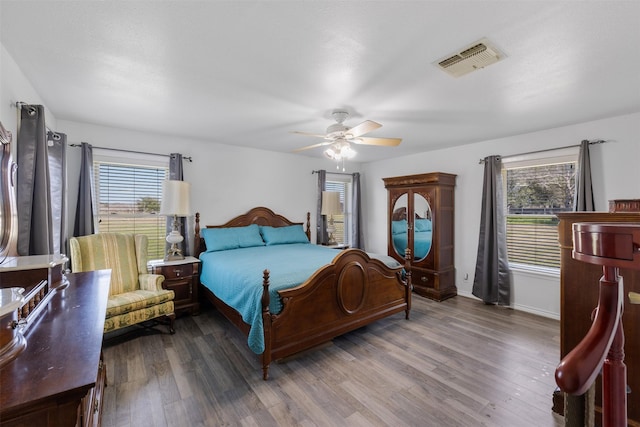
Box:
[168,153,191,256]
[316,169,327,244]
[16,105,67,256]
[47,131,67,255]
[472,155,511,305]
[351,172,364,249]
[73,142,95,237]
[567,140,596,427]
[574,140,595,212]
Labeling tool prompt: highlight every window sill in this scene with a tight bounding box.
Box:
[509,263,560,279]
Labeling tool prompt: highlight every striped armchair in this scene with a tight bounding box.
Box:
[69,233,175,334]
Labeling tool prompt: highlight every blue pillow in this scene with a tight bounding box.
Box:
[202,224,265,252]
[392,219,407,235]
[236,224,265,248]
[260,225,309,245]
[415,219,432,232]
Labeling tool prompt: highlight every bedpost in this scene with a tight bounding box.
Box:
[194,212,201,256]
[404,248,412,320]
[305,211,311,241]
[261,269,272,380]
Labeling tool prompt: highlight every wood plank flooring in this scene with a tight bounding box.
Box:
[101,295,564,426]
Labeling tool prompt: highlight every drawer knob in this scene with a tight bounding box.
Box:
[421,276,429,282]
[173,269,182,277]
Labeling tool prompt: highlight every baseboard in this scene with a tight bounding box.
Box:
[512,302,560,320]
[457,291,560,320]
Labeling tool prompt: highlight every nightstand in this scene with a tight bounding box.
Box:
[324,243,350,250]
[148,256,200,315]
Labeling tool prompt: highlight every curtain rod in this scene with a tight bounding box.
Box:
[18,103,191,161]
[312,170,355,176]
[478,139,609,164]
[70,143,192,162]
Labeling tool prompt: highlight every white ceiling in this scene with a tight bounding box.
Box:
[2,1,639,163]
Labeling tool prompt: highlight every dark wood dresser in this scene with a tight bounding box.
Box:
[0,269,110,426]
[557,212,640,426]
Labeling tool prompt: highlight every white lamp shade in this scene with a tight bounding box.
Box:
[159,180,192,216]
[321,191,341,216]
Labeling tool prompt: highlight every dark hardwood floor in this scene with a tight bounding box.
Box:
[101,295,564,426]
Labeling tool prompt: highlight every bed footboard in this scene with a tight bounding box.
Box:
[261,248,411,379]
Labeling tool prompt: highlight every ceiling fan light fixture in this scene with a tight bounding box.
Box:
[324,142,356,172]
[324,140,356,161]
[341,144,357,159]
[323,147,338,160]
[292,109,399,167]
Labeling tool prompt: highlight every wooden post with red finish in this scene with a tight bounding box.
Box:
[555,223,640,427]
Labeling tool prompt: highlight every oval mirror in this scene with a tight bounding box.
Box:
[0,121,17,260]
[390,193,408,258]
[413,193,432,261]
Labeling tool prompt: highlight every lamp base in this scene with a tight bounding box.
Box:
[327,228,338,246]
[326,220,337,246]
[164,247,185,262]
[165,218,185,261]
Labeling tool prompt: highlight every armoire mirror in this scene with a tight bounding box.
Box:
[390,194,432,261]
[390,193,408,258]
[413,194,432,261]
[0,121,17,260]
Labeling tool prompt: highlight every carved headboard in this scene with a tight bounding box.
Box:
[194,207,311,257]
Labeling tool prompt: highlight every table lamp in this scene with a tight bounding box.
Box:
[159,180,191,260]
[321,191,341,245]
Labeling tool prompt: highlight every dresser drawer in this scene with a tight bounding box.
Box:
[159,263,194,279]
[413,269,434,288]
[164,279,193,303]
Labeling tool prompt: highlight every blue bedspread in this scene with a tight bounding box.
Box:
[199,244,401,354]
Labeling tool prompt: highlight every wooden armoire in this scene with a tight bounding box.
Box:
[383,172,456,301]
[555,211,640,426]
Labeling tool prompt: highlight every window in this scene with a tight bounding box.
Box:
[325,175,352,246]
[503,149,578,270]
[94,154,169,260]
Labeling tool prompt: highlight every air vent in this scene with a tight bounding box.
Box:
[435,38,504,77]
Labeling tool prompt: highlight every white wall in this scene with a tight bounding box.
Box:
[1,45,58,152]
[362,112,640,319]
[59,119,358,244]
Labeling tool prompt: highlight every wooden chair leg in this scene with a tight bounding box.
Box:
[167,313,176,334]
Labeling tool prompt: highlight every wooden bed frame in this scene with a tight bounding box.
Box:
[194,207,412,380]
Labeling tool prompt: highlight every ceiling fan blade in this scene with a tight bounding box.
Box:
[290,130,327,138]
[353,136,402,147]
[292,141,331,152]
[346,120,382,138]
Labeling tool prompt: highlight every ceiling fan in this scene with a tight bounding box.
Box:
[292,110,402,166]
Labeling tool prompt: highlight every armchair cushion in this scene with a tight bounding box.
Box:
[106,289,174,317]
